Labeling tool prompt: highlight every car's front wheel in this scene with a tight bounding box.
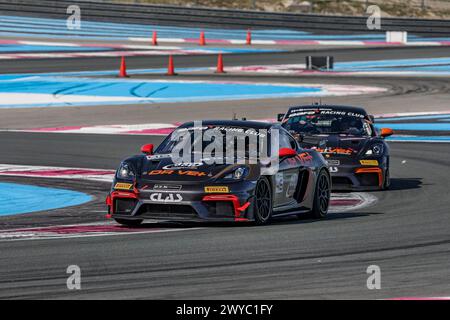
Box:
[382,168,390,190]
[309,169,331,219]
[253,177,273,225]
[114,218,143,227]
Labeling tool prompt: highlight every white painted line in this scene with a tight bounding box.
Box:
[318,40,365,46]
[18,40,79,47]
[125,37,450,47]
[0,92,147,106]
[405,41,442,46]
[0,164,114,182]
[0,221,203,242]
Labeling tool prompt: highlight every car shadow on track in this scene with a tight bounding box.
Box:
[268,211,384,226]
[388,178,424,191]
[124,210,384,230]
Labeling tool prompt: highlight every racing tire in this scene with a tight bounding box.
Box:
[382,168,391,190]
[309,169,331,219]
[114,218,143,227]
[253,177,273,225]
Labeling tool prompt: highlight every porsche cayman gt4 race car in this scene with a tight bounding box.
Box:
[278,105,393,191]
[106,120,331,226]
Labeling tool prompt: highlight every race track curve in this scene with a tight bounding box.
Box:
[0,46,449,299]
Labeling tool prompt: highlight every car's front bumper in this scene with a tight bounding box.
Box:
[106,181,256,222]
[325,156,386,190]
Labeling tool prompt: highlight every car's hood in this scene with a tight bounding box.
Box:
[138,154,235,182]
[300,134,370,156]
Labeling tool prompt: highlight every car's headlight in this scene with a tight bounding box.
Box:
[117,163,136,179]
[365,143,384,156]
[223,166,249,180]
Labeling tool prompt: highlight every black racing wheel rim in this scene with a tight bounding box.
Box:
[318,173,330,214]
[255,179,271,222]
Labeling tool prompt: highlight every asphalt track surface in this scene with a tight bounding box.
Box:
[0,45,449,299]
[2,45,450,74]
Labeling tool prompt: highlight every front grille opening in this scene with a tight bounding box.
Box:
[332,177,353,186]
[203,201,234,218]
[137,204,197,217]
[357,173,379,187]
[115,198,137,215]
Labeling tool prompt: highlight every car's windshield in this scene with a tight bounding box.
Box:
[284,112,372,137]
[155,125,270,160]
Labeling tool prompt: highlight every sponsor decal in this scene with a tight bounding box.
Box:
[146,154,170,161]
[360,160,379,166]
[148,170,207,177]
[163,163,202,170]
[149,193,183,203]
[177,170,208,177]
[329,167,339,173]
[288,108,365,119]
[114,182,133,190]
[275,172,284,194]
[179,126,267,138]
[152,184,182,191]
[297,152,313,164]
[314,147,355,155]
[327,160,341,166]
[204,186,229,193]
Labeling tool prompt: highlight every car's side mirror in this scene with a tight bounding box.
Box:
[141,144,154,155]
[277,113,285,122]
[380,128,394,138]
[279,147,297,158]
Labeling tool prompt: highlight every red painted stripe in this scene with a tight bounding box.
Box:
[0,40,20,44]
[124,128,176,135]
[388,297,450,300]
[330,199,361,206]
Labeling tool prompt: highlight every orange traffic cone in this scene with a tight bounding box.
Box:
[152,31,158,46]
[215,53,226,74]
[118,56,128,78]
[246,29,252,45]
[166,55,177,76]
[199,31,206,46]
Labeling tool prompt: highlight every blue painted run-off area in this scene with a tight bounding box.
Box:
[0,77,320,97]
[0,76,323,108]
[374,113,450,143]
[0,44,279,54]
[386,136,450,142]
[0,44,111,53]
[375,123,450,131]
[0,182,92,216]
[335,58,450,74]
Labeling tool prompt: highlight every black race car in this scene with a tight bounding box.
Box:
[106,120,331,226]
[278,105,393,191]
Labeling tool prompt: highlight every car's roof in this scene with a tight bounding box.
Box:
[178,120,273,130]
[286,105,368,116]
